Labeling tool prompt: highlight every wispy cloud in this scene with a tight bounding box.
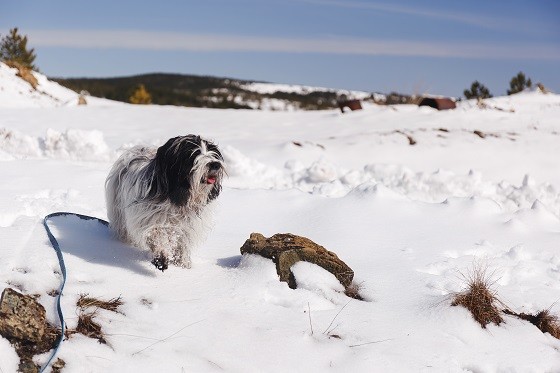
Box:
[26,29,560,60]
[295,0,543,34]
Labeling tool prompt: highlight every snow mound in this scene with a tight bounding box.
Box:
[0,127,112,161]
[222,146,560,217]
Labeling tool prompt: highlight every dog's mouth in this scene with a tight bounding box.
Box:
[202,161,223,185]
[204,172,219,185]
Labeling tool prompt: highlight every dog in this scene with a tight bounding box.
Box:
[105,135,224,271]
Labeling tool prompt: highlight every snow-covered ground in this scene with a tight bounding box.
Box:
[1,62,560,372]
[239,81,383,101]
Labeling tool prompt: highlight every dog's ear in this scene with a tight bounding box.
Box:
[149,137,192,205]
[154,135,200,206]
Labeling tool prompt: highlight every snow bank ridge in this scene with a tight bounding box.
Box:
[0,128,112,161]
[223,146,560,217]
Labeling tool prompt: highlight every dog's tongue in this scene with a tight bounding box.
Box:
[207,176,216,184]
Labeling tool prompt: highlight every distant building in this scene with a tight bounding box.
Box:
[418,96,456,110]
[338,99,362,113]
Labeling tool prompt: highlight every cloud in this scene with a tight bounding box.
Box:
[25,29,560,60]
[295,0,543,34]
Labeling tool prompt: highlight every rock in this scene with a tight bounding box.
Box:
[51,358,66,373]
[0,288,46,343]
[18,359,39,373]
[240,233,354,290]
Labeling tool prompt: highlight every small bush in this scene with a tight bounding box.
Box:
[507,72,532,95]
[464,81,492,99]
[451,265,503,328]
[0,28,37,70]
[129,84,152,104]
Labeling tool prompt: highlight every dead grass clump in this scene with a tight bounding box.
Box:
[451,266,504,328]
[67,294,123,344]
[531,310,560,339]
[5,60,38,89]
[77,293,123,313]
[504,308,560,339]
[344,282,365,301]
[75,311,107,344]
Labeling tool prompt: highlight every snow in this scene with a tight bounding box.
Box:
[1,63,560,372]
[239,81,382,101]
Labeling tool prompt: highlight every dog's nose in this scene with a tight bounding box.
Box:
[209,161,221,171]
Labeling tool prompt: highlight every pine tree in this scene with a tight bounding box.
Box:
[0,28,37,70]
[129,84,152,104]
[464,81,492,99]
[507,72,532,95]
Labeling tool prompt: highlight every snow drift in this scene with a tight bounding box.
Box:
[1,67,560,372]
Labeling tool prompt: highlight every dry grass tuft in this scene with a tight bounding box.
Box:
[75,311,107,344]
[451,265,504,328]
[77,293,123,313]
[533,310,560,339]
[504,308,560,339]
[344,282,365,301]
[67,294,123,344]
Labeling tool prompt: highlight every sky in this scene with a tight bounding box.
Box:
[1,0,559,97]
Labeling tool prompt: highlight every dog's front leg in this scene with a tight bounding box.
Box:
[145,226,173,271]
[171,234,191,269]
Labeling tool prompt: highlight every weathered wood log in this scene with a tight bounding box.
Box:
[240,233,354,290]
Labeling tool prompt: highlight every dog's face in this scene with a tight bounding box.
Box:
[151,135,224,207]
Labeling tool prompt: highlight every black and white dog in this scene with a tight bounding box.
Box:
[105,135,224,271]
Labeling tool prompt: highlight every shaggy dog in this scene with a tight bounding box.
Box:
[105,135,224,271]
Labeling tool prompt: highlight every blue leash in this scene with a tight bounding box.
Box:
[41,212,108,372]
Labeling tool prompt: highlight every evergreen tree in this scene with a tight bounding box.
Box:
[0,28,37,70]
[129,84,152,104]
[463,81,492,99]
[507,72,532,95]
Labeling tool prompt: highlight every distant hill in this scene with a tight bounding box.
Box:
[52,73,383,111]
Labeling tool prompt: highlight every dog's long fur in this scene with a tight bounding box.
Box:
[105,135,224,271]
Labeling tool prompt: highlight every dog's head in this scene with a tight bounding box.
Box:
[151,135,225,208]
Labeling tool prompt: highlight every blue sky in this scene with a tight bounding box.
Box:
[2,0,559,96]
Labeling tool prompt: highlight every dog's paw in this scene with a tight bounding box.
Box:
[151,253,169,272]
